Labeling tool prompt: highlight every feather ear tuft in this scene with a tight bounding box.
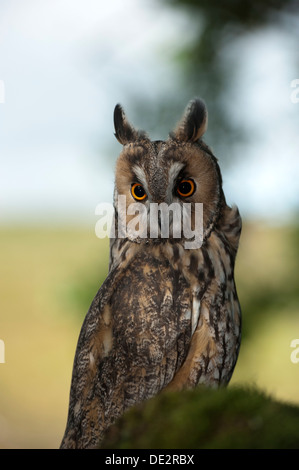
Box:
[173,98,208,143]
[114,104,141,145]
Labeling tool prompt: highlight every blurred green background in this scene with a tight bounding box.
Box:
[0,0,299,448]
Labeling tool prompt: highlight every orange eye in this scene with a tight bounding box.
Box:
[131,183,147,201]
[176,179,195,197]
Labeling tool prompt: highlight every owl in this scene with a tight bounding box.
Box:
[60,98,242,449]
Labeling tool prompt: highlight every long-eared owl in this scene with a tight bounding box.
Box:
[60,98,242,449]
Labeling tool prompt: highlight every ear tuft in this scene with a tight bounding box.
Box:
[173,98,208,143]
[114,104,139,145]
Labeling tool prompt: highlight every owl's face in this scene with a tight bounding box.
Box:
[113,100,224,245]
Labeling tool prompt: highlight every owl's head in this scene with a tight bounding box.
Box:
[113,99,225,247]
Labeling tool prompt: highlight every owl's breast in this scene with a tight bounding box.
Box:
[110,249,194,380]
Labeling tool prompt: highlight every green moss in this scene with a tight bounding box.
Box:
[102,386,299,449]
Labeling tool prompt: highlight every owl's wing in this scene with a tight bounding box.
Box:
[164,291,241,391]
[60,267,117,449]
[165,204,242,390]
[60,250,192,449]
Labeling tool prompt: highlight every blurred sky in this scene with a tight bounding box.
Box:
[0,0,298,226]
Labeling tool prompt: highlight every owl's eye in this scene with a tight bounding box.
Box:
[131,183,147,201]
[176,179,195,198]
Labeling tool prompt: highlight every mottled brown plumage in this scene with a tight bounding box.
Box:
[60,98,242,449]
